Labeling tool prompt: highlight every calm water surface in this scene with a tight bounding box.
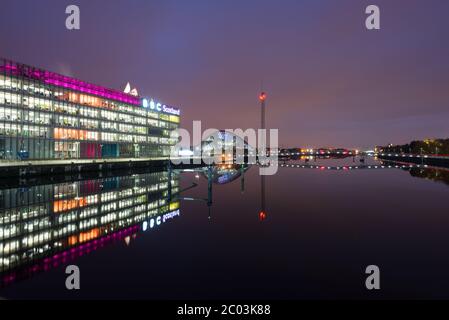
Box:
[1,157,449,299]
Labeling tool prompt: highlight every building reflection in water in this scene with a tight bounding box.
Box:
[10,162,444,288]
[205,164,269,222]
[0,169,181,287]
[281,159,449,188]
[202,164,249,185]
[376,160,449,187]
[180,164,251,220]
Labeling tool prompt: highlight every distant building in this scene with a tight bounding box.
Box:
[200,130,255,164]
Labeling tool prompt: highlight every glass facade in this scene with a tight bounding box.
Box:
[0,58,180,162]
[0,171,180,283]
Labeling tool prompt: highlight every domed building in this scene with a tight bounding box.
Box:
[199,130,255,165]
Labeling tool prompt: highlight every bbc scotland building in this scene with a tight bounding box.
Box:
[0,58,180,174]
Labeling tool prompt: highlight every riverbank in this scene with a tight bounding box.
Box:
[377,153,449,168]
[0,158,172,178]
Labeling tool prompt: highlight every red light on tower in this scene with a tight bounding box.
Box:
[259,211,267,221]
[259,92,267,102]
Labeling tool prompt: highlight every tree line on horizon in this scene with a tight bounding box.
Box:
[377,138,449,155]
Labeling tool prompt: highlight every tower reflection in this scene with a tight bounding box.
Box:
[259,175,267,221]
[0,169,180,287]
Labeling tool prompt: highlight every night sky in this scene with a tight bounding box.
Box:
[1,0,448,149]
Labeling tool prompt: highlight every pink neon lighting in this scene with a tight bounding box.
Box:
[1,225,139,286]
[1,62,141,106]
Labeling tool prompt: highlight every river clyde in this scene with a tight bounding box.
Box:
[1,157,449,299]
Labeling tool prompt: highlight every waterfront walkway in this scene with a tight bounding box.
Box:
[280,162,449,171]
[0,157,191,168]
[375,153,449,160]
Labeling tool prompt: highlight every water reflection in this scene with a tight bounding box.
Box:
[201,164,250,185]
[379,160,449,187]
[0,163,256,288]
[408,166,449,187]
[1,159,449,296]
[179,164,267,222]
[280,159,449,188]
[176,164,250,220]
[0,169,181,286]
[259,175,267,221]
